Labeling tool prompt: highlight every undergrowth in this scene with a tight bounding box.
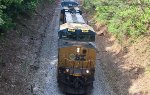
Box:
[0,0,55,36]
[83,0,150,43]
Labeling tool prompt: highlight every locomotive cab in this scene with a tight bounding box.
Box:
[57,39,96,94]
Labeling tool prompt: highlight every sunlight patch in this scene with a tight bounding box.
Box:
[50,59,58,65]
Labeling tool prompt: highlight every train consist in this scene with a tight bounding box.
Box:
[57,0,96,94]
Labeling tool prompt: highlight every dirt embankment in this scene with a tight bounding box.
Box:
[0,1,57,95]
[94,23,150,95]
[82,7,150,95]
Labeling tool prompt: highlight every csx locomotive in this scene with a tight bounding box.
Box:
[57,0,96,94]
[61,0,79,7]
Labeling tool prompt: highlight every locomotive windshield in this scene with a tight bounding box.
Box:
[78,35,95,41]
[62,34,95,42]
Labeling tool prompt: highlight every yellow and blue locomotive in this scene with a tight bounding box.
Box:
[57,4,96,94]
[61,0,79,7]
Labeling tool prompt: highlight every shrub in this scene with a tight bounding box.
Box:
[83,0,150,40]
[0,0,55,34]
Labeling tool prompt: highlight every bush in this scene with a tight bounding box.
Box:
[0,0,55,35]
[83,0,150,40]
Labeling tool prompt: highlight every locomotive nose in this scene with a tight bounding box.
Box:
[73,77,84,88]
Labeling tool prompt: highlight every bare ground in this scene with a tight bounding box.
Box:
[0,1,58,94]
[95,25,150,95]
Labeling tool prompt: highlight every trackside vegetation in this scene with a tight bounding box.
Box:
[0,0,54,35]
[83,0,150,40]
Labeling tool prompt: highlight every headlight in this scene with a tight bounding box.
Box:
[77,47,80,53]
[66,68,69,72]
[82,29,89,32]
[86,70,90,74]
[68,29,75,32]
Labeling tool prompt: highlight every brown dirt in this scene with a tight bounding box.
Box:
[0,1,57,95]
[95,24,150,95]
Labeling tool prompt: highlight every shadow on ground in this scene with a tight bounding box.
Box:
[96,33,145,95]
[0,1,56,95]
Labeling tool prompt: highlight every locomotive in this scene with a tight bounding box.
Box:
[57,39,96,94]
[61,0,81,14]
[61,0,79,7]
[57,0,96,94]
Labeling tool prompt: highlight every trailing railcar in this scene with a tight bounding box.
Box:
[61,0,79,7]
[57,39,96,94]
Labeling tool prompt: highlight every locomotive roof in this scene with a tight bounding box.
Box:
[65,12,85,24]
[58,39,96,49]
[60,23,95,32]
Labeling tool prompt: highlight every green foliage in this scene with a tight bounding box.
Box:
[0,4,6,25]
[83,0,150,40]
[0,0,55,34]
